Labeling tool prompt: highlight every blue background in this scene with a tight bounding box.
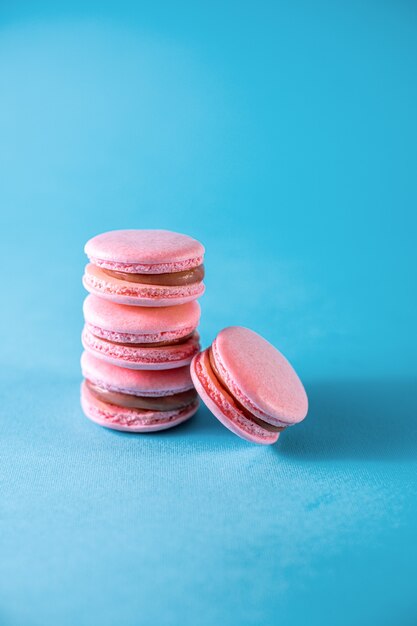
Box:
[1,2,417,625]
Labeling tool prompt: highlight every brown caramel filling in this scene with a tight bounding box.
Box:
[86,380,197,411]
[102,265,205,287]
[92,331,196,348]
[207,348,285,433]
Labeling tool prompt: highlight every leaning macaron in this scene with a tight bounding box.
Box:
[81,351,198,432]
[82,294,201,370]
[83,229,205,306]
[190,326,308,445]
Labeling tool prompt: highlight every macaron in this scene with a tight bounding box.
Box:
[190,326,308,445]
[81,351,198,432]
[83,229,205,306]
[82,294,201,370]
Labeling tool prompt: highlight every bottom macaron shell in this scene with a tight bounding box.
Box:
[83,264,205,307]
[82,326,200,370]
[190,350,279,445]
[81,381,198,432]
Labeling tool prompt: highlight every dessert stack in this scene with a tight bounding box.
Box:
[80,230,205,432]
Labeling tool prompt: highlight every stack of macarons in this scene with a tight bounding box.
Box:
[81,230,205,432]
[80,229,309,445]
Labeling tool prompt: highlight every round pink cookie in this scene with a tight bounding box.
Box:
[81,380,198,433]
[81,351,195,396]
[190,326,308,445]
[83,294,200,344]
[82,295,201,369]
[83,230,205,306]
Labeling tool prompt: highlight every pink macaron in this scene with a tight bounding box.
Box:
[191,326,308,445]
[82,294,201,370]
[81,351,198,432]
[83,229,205,306]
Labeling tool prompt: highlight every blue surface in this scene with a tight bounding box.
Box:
[1,2,417,625]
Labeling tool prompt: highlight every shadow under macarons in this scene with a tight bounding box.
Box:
[277,377,417,462]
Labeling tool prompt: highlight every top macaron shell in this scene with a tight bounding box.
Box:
[83,294,200,343]
[85,229,204,273]
[81,351,194,396]
[211,327,308,427]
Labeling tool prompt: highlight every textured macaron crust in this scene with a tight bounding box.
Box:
[82,326,200,370]
[85,229,204,273]
[191,327,308,445]
[81,351,195,396]
[82,295,200,369]
[83,295,200,344]
[81,380,198,432]
[83,230,205,306]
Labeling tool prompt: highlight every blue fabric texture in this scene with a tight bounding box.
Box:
[1,2,416,625]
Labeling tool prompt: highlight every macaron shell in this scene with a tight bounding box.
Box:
[82,326,200,370]
[212,326,308,426]
[83,294,200,340]
[191,350,279,445]
[85,230,204,273]
[83,263,205,306]
[81,381,198,432]
[81,351,194,396]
